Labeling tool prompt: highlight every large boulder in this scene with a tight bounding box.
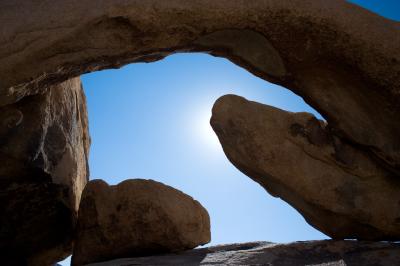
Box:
[0,0,399,177]
[83,240,400,266]
[72,179,211,266]
[0,77,90,265]
[210,95,400,241]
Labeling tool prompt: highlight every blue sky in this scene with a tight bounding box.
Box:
[59,1,398,265]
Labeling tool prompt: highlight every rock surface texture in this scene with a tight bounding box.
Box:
[211,95,400,240]
[0,0,399,175]
[83,240,400,266]
[0,77,90,265]
[72,179,210,266]
[0,0,399,264]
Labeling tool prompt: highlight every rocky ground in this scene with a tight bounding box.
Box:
[83,241,400,266]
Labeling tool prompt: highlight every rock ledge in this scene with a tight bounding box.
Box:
[84,240,400,266]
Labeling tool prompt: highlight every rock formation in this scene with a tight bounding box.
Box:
[0,0,399,176]
[210,95,400,240]
[72,179,210,266]
[82,240,400,266]
[0,0,399,264]
[0,78,90,265]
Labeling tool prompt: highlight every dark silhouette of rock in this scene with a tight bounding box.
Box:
[72,179,210,266]
[211,94,400,240]
[0,78,90,265]
[82,240,400,266]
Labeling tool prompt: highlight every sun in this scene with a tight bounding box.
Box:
[193,107,221,151]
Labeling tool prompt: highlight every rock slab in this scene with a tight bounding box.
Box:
[84,240,400,266]
[210,95,400,241]
[72,179,211,266]
[0,77,90,265]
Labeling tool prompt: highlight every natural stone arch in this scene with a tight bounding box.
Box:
[1,0,399,171]
[0,0,399,265]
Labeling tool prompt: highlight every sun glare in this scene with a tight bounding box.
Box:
[193,107,221,151]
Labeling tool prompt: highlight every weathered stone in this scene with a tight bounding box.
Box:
[0,0,399,263]
[0,77,90,266]
[72,179,210,266]
[0,0,399,176]
[211,95,400,241]
[84,240,400,266]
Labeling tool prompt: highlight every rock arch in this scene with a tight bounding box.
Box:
[1,0,399,170]
[0,1,399,265]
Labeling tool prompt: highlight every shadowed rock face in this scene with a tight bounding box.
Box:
[0,0,399,175]
[210,95,400,240]
[83,240,400,266]
[0,78,90,265]
[72,179,210,266]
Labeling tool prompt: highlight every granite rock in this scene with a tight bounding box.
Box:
[72,179,210,266]
[0,78,90,265]
[211,95,400,240]
[0,0,398,175]
[84,240,400,266]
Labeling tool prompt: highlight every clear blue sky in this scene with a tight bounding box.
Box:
[59,1,398,265]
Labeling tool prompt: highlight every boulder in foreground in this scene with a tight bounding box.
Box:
[72,179,210,266]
